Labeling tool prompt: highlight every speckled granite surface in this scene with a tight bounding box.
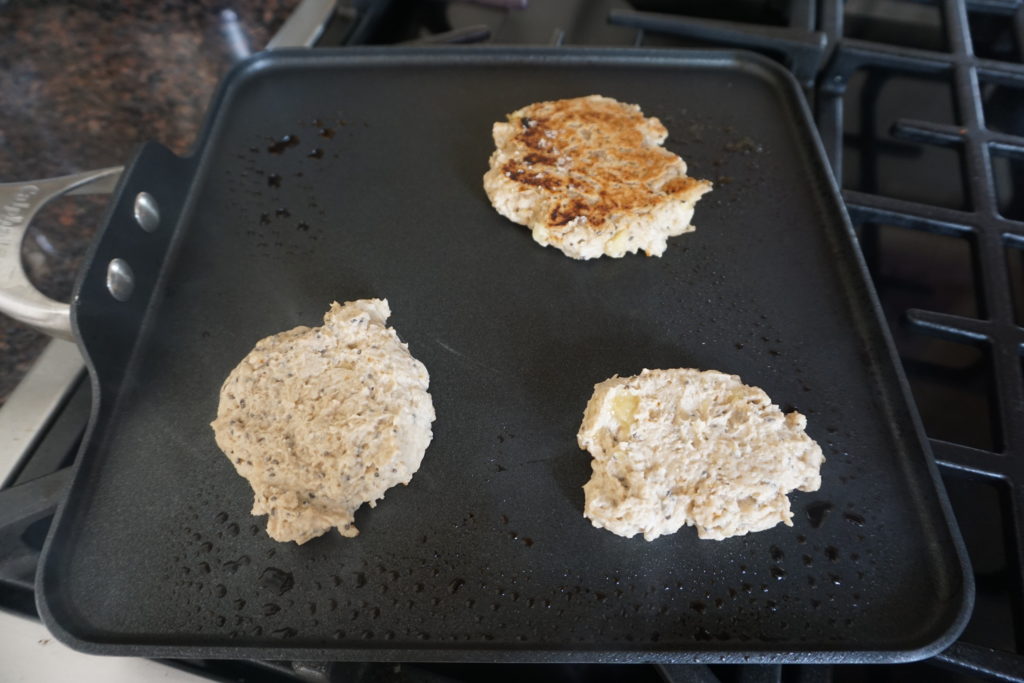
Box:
[0,0,298,404]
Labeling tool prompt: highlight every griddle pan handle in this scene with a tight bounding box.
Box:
[0,167,123,341]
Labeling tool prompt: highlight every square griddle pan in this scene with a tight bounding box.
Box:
[37,47,972,663]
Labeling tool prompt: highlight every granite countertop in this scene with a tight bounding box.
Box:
[0,0,299,405]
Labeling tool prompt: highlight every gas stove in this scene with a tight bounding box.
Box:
[1,1,1022,681]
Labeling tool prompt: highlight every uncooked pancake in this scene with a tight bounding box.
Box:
[211,299,435,545]
[577,368,824,541]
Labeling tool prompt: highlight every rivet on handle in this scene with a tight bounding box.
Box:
[106,258,135,302]
[133,192,160,233]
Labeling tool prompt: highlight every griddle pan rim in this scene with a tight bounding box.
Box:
[35,46,973,664]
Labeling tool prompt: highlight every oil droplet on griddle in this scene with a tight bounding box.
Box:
[260,567,295,595]
[844,512,865,526]
[805,501,833,528]
[267,135,300,154]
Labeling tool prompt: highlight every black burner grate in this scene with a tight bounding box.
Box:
[816,3,1024,679]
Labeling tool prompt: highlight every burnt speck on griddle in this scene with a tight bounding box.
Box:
[276,208,290,218]
[319,127,335,138]
[308,148,324,159]
[297,222,310,232]
[354,572,367,587]
[260,567,295,595]
[803,554,814,567]
[267,174,282,188]
[222,555,251,575]
[769,545,784,562]
[523,537,534,547]
[825,546,840,562]
[724,137,763,154]
[267,134,300,154]
[735,342,744,349]
[259,213,271,225]
[806,501,833,529]
[844,512,866,526]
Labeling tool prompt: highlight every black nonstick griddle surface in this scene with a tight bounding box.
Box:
[38,48,971,662]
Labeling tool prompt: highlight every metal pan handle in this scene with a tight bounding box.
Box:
[0,167,123,341]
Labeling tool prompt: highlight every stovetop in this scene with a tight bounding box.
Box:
[1,1,1022,681]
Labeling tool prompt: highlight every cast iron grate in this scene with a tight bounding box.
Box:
[816,1,1024,680]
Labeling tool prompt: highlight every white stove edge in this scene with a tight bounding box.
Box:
[0,339,205,682]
